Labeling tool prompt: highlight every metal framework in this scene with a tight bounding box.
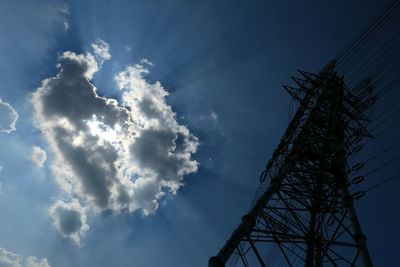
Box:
[209,61,375,267]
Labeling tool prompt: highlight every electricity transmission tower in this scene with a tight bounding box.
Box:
[209,60,376,267]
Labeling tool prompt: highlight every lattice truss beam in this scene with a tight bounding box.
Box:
[209,61,375,267]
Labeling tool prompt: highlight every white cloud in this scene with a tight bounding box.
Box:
[30,146,47,168]
[0,247,50,267]
[25,257,51,267]
[43,1,70,32]
[59,2,70,15]
[199,111,220,127]
[32,40,199,242]
[49,199,89,245]
[125,46,132,53]
[0,99,18,133]
[0,247,20,267]
[140,58,153,66]
[63,21,69,31]
[59,50,99,80]
[61,2,69,31]
[91,40,111,63]
[210,111,218,122]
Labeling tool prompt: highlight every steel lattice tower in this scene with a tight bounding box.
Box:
[209,61,375,267]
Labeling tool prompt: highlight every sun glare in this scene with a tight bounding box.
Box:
[86,115,120,145]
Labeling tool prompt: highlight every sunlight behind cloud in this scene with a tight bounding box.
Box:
[32,40,199,244]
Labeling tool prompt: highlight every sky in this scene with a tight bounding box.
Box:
[0,0,398,266]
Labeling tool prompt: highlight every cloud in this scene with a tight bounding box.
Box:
[125,46,132,53]
[0,247,21,267]
[25,257,51,267]
[198,111,220,129]
[63,21,69,31]
[49,199,89,245]
[91,40,111,63]
[140,58,153,66]
[59,2,70,15]
[30,146,47,168]
[58,2,70,32]
[42,1,70,32]
[0,99,18,133]
[32,40,198,241]
[210,111,218,122]
[0,247,50,267]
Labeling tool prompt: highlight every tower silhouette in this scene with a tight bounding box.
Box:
[209,61,375,267]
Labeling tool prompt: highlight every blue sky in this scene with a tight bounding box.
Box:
[0,0,399,266]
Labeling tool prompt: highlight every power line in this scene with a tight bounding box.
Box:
[365,173,400,193]
[361,154,400,178]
